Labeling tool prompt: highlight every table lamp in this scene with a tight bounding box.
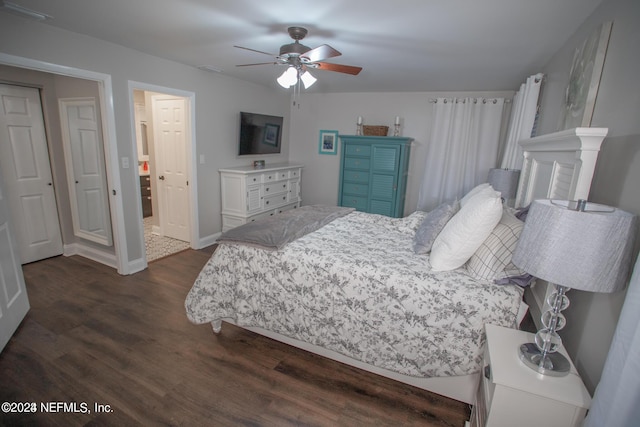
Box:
[511,199,637,376]
[487,168,520,206]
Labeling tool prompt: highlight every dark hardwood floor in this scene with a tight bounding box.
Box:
[0,249,470,426]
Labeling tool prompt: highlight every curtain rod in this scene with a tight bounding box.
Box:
[428,98,512,104]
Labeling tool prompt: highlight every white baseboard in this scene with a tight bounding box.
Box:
[198,232,220,249]
[126,257,147,275]
[63,243,117,269]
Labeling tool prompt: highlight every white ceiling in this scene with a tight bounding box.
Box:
[3,0,604,93]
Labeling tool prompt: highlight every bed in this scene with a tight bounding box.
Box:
[185,127,606,404]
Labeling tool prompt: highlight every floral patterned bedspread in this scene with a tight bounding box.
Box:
[185,211,523,378]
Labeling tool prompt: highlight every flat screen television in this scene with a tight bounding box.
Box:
[238,111,283,156]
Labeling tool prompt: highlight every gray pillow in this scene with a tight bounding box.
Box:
[413,201,460,254]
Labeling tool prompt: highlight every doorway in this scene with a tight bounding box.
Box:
[130,85,195,263]
[0,53,129,273]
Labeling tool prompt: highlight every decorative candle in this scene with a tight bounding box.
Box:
[395,116,400,125]
[357,116,363,125]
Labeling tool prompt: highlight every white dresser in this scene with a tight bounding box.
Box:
[219,163,303,232]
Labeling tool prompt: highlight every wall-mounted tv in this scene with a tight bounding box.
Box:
[238,111,283,156]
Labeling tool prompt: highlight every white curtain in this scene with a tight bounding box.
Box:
[500,73,544,170]
[583,253,640,427]
[417,97,505,211]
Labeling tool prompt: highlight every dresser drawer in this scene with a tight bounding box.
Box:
[140,185,151,196]
[277,202,299,214]
[263,172,278,182]
[264,181,288,195]
[247,174,263,185]
[343,170,368,183]
[289,168,301,179]
[264,192,289,208]
[345,144,371,157]
[341,195,368,211]
[344,157,370,170]
[342,182,369,196]
[276,170,289,180]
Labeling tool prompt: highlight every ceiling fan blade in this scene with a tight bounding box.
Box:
[314,62,362,75]
[301,44,341,63]
[236,62,278,67]
[234,45,276,57]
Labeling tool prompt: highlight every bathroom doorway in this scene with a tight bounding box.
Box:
[130,85,195,263]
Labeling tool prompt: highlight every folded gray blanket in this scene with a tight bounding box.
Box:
[217,205,355,250]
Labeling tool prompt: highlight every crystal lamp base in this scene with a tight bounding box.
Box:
[519,343,570,377]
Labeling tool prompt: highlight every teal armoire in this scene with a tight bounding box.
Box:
[337,135,413,218]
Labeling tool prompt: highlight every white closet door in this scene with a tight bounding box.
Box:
[0,84,63,264]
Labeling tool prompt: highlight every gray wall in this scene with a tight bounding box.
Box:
[537,0,640,393]
[289,90,514,214]
[0,13,290,265]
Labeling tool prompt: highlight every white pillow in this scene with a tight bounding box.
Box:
[430,188,503,271]
[460,183,492,207]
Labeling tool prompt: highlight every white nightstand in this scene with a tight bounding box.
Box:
[469,324,591,427]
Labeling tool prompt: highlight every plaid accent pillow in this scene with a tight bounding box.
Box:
[465,209,526,281]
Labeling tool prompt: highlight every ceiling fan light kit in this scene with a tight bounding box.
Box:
[236,26,362,90]
[299,70,317,88]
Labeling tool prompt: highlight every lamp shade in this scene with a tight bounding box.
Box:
[512,199,637,293]
[487,168,520,204]
[277,67,298,88]
[300,70,316,88]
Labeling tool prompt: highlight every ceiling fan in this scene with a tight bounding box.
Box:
[234,26,362,88]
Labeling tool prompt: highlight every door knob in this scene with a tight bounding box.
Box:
[159,175,165,180]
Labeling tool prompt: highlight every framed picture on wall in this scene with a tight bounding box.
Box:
[318,130,339,155]
[560,21,612,130]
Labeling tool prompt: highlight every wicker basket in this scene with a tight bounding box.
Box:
[362,125,389,136]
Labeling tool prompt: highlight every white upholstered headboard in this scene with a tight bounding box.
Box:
[515,127,608,327]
